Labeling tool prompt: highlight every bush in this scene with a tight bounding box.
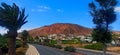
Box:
[64,46,76,52]
[16,40,22,48]
[49,40,57,45]
[62,39,80,44]
[1,46,8,54]
[55,45,62,49]
[0,37,8,54]
[49,44,55,47]
[84,42,102,50]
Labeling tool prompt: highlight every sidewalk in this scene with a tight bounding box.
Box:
[76,48,120,55]
[25,44,40,55]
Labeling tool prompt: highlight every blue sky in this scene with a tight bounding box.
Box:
[0,0,120,34]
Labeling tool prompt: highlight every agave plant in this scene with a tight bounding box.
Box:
[0,2,28,55]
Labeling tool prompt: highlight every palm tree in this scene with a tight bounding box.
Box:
[0,2,28,55]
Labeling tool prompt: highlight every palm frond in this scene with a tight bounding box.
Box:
[0,2,28,30]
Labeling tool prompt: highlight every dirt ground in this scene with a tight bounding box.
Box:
[107,47,120,53]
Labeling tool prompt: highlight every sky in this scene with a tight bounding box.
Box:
[0,0,120,34]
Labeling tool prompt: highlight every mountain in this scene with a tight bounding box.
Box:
[28,23,92,37]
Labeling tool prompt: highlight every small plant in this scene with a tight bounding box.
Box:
[49,44,55,47]
[64,46,76,52]
[55,45,62,49]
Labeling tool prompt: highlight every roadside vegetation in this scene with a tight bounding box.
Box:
[0,33,28,55]
[0,2,28,55]
[84,43,102,50]
[89,0,118,55]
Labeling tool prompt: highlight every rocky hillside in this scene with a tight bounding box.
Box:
[28,23,92,37]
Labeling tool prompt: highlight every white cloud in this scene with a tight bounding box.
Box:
[18,28,31,33]
[115,7,120,12]
[0,29,7,34]
[31,5,50,12]
[38,6,50,10]
[0,27,31,34]
[57,9,63,12]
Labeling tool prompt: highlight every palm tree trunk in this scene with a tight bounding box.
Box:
[8,30,17,55]
[0,49,2,55]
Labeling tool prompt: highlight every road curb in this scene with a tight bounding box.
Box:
[76,48,120,55]
[25,44,40,55]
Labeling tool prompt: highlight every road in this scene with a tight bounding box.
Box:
[76,48,120,55]
[32,44,74,55]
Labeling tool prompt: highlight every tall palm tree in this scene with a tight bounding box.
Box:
[0,2,28,55]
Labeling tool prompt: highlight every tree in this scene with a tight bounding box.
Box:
[0,35,8,54]
[0,2,28,55]
[0,33,2,37]
[89,0,117,55]
[112,33,120,46]
[2,33,8,37]
[21,30,29,47]
[34,36,40,43]
[28,36,34,43]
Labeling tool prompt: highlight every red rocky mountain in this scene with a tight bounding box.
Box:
[28,23,92,37]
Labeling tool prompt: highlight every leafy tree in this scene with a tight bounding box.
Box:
[2,33,8,37]
[28,36,34,43]
[0,2,28,55]
[21,30,29,47]
[34,36,40,43]
[112,33,119,46]
[89,0,117,55]
[0,34,8,54]
[0,33,2,37]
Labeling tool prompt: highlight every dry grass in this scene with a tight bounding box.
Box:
[16,46,28,55]
[107,47,120,53]
[61,44,83,47]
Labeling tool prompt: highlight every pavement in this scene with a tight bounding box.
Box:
[76,48,120,55]
[32,44,74,55]
[25,44,120,55]
[25,44,40,55]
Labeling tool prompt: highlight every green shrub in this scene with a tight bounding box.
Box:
[49,40,57,45]
[1,46,8,54]
[62,39,80,44]
[55,45,62,49]
[49,44,55,47]
[64,46,76,52]
[84,43,102,50]
[16,40,22,48]
[0,37,8,54]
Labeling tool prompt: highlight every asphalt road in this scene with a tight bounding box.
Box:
[32,44,74,55]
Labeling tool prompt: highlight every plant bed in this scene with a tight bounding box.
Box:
[16,46,28,55]
[64,46,76,52]
[84,43,102,50]
[55,45,63,49]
